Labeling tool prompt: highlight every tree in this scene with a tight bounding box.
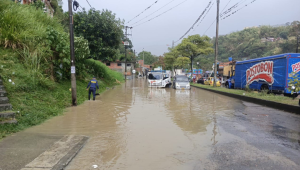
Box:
[175,57,190,69]
[153,56,165,69]
[164,48,180,74]
[137,51,157,65]
[73,9,124,60]
[176,34,214,72]
[279,31,289,40]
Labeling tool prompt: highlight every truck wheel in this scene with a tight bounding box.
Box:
[261,85,269,90]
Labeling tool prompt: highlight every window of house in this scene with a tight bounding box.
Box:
[117,63,122,66]
[106,63,110,66]
[127,63,131,66]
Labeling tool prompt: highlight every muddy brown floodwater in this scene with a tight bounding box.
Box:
[24,78,300,170]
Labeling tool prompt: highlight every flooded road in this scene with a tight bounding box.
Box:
[3,78,300,170]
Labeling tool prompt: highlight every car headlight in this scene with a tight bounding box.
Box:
[292,86,296,90]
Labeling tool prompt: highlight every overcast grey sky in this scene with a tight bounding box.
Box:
[63,0,300,56]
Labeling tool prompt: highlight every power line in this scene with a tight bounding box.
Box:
[221,0,258,20]
[175,0,212,43]
[86,0,92,8]
[130,0,177,26]
[220,0,248,17]
[203,0,245,35]
[131,0,188,28]
[127,1,160,23]
[195,1,215,29]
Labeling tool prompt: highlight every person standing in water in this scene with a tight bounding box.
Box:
[86,77,99,100]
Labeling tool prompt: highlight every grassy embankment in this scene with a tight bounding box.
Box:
[192,83,298,106]
[0,49,123,139]
[0,0,124,139]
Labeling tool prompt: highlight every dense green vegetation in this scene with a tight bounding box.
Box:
[73,8,124,61]
[163,21,300,72]
[136,51,158,65]
[196,21,300,71]
[205,21,300,62]
[164,35,214,72]
[0,0,124,138]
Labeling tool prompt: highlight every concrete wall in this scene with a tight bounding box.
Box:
[105,62,134,75]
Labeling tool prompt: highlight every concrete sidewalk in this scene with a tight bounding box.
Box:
[0,133,88,170]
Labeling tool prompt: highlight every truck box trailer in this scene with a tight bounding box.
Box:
[233,53,300,96]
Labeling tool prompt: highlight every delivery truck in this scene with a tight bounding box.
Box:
[232,53,300,96]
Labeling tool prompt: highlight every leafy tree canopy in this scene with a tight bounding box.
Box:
[176,34,214,58]
[73,8,124,61]
[137,51,158,65]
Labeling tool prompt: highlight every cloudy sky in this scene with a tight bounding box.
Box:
[63,0,300,56]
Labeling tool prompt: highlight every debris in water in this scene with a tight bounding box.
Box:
[92,165,98,168]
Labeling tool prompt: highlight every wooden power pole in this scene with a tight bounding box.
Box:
[213,0,220,87]
[68,0,77,106]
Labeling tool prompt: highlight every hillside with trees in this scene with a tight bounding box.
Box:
[164,21,300,72]
[203,21,300,62]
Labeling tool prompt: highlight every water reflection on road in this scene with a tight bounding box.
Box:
[24,78,300,169]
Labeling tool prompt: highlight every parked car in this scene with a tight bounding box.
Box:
[204,78,210,85]
[173,75,191,90]
[197,78,205,84]
[205,77,221,86]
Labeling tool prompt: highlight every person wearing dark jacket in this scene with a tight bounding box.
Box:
[86,77,99,100]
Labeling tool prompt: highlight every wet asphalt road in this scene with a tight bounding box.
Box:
[0,78,300,170]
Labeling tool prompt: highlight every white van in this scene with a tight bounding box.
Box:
[148,72,172,88]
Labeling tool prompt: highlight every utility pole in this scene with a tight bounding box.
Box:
[68,0,77,106]
[297,35,299,53]
[124,26,132,81]
[172,40,174,48]
[213,0,220,87]
[143,48,145,67]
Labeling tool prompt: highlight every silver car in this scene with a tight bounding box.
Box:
[172,75,191,90]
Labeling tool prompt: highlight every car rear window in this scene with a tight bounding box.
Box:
[176,77,188,81]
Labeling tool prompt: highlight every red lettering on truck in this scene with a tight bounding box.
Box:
[292,62,300,73]
[246,61,274,85]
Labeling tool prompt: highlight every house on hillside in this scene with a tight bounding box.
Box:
[103,61,136,76]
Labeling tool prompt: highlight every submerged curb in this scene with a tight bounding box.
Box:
[21,135,89,170]
[191,85,300,115]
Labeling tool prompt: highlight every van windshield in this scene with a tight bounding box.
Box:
[176,77,188,81]
[148,73,161,80]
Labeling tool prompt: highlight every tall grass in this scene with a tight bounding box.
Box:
[0,49,124,139]
[85,59,124,84]
[0,0,64,49]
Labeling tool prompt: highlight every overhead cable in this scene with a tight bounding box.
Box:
[131,0,188,28]
[203,0,245,35]
[175,1,212,43]
[220,0,248,17]
[86,0,92,8]
[196,1,214,28]
[130,0,176,26]
[127,1,160,23]
[221,0,258,20]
